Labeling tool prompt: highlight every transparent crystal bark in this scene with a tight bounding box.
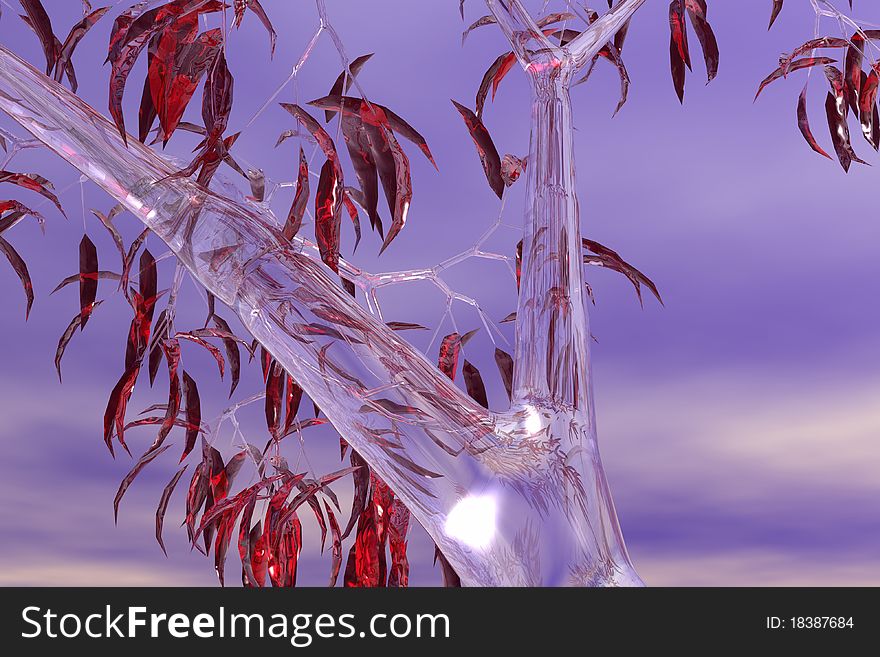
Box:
[0,0,645,586]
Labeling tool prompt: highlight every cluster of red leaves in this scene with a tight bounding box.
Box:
[756,24,880,172]
[19,0,109,93]
[277,55,437,282]
[668,0,719,103]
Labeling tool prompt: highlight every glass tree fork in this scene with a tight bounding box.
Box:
[0,0,647,586]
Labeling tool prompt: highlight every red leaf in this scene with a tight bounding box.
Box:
[475,52,515,118]
[462,360,488,408]
[103,364,140,457]
[283,147,308,241]
[78,234,98,329]
[769,0,784,30]
[180,370,201,462]
[55,6,111,92]
[684,0,718,83]
[211,315,241,397]
[325,501,343,587]
[19,0,60,76]
[155,464,187,555]
[859,67,880,150]
[315,159,343,273]
[265,360,284,440]
[583,238,663,306]
[0,171,65,217]
[387,495,410,588]
[0,236,34,319]
[342,450,369,540]
[451,100,503,199]
[114,444,171,522]
[437,329,478,381]
[282,375,303,437]
[150,337,181,453]
[755,57,837,100]
[55,300,104,382]
[797,85,832,159]
[494,347,514,401]
[232,0,276,56]
[669,0,689,103]
[323,54,373,123]
[845,33,864,115]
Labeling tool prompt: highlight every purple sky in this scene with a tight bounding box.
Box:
[1,0,879,586]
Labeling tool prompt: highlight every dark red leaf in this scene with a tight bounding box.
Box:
[0,236,34,319]
[114,444,171,522]
[437,329,478,381]
[181,370,201,462]
[845,33,864,115]
[265,360,284,440]
[211,315,241,397]
[150,337,181,453]
[232,0,276,56]
[494,347,514,401]
[323,53,373,123]
[155,463,187,555]
[669,0,689,103]
[55,300,104,382]
[462,360,488,408]
[797,85,832,159]
[684,0,718,83]
[0,171,65,217]
[769,0,783,30]
[583,238,663,306]
[475,52,515,118]
[451,100,503,199]
[54,5,110,93]
[325,501,343,587]
[78,234,98,330]
[386,321,428,331]
[860,66,880,150]
[755,57,837,100]
[342,450,369,540]
[19,0,60,76]
[283,147,308,241]
[315,158,343,273]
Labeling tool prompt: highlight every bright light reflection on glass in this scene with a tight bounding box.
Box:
[444,494,497,550]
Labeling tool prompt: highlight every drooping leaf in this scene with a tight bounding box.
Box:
[212,314,241,397]
[180,370,201,462]
[314,158,343,273]
[583,238,663,306]
[669,0,689,103]
[755,57,837,100]
[103,364,140,456]
[55,300,104,382]
[0,236,34,319]
[494,348,514,401]
[0,171,65,217]
[19,0,60,76]
[769,0,784,30]
[283,147,309,241]
[797,84,832,159]
[684,0,718,83]
[451,100,503,199]
[859,66,880,150]
[232,0,276,56]
[78,234,98,330]
[54,5,111,93]
[323,53,373,123]
[462,360,488,408]
[114,444,171,522]
[155,464,187,554]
